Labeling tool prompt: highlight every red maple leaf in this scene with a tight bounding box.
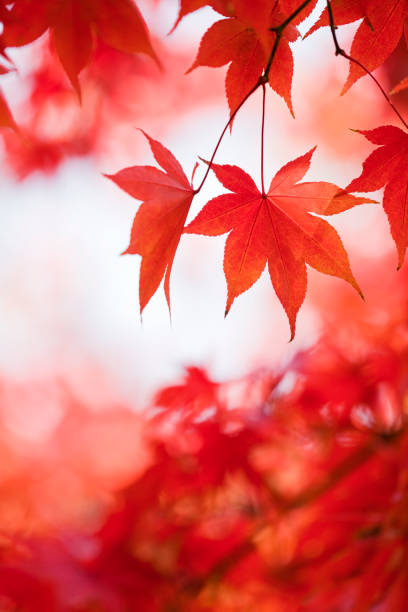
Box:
[105,132,195,314]
[1,0,159,94]
[186,0,317,117]
[347,125,408,269]
[307,0,408,93]
[153,366,220,424]
[171,0,233,31]
[185,150,369,339]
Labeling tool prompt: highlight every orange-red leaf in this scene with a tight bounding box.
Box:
[171,0,232,32]
[186,150,365,339]
[187,2,298,118]
[306,0,366,38]
[105,133,194,313]
[348,125,408,268]
[1,0,159,95]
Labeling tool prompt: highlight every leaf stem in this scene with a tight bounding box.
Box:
[193,78,263,194]
[192,0,314,195]
[326,0,408,131]
[260,83,266,195]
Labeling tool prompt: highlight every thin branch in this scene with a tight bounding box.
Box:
[193,78,263,194]
[260,83,266,195]
[263,29,282,83]
[326,0,408,131]
[275,0,314,32]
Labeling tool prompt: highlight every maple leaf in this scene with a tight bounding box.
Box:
[153,366,220,424]
[307,0,408,94]
[306,0,366,37]
[347,125,408,269]
[1,0,159,95]
[105,132,195,314]
[186,1,307,118]
[185,150,369,339]
[171,0,233,31]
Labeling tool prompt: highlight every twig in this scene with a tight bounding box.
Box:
[193,78,263,194]
[326,0,408,131]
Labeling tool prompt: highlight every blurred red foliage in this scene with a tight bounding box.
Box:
[1,272,408,610]
[1,35,223,178]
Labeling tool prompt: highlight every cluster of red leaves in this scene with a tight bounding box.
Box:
[0,1,408,336]
[109,133,372,337]
[104,0,408,338]
[0,0,160,143]
[0,258,407,610]
[0,36,223,179]
[1,303,408,609]
[0,0,159,95]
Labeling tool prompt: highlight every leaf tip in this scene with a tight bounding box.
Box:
[137,127,149,140]
[340,78,352,97]
[397,249,406,271]
[102,172,117,184]
[185,62,196,75]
